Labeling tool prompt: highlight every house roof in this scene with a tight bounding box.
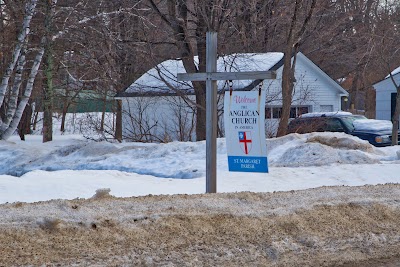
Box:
[116,53,284,97]
[373,66,400,88]
[295,53,348,96]
[386,66,400,78]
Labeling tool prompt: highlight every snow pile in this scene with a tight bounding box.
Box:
[353,119,393,132]
[306,134,375,152]
[1,139,206,178]
[267,133,384,167]
[1,132,398,179]
[0,132,400,204]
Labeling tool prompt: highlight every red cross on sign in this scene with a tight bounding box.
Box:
[239,131,252,154]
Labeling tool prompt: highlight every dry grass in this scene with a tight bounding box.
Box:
[38,218,63,231]
[307,135,375,152]
[1,185,399,266]
[91,188,112,199]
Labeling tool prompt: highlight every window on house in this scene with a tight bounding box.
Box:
[292,106,310,118]
[272,107,282,118]
[290,107,297,118]
[265,107,271,119]
[265,106,310,119]
[320,105,333,112]
[391,93,397,121]
[298,106,309,116]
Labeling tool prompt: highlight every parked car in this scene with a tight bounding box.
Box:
[287,111,399,147]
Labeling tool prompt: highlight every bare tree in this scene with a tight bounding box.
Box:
[302,0,391,117]
[3,0,400,143]
[42,0,58,142]
[39,0,150,142]
[366,0,400,144]
[145,0,236,141]
[64,0,149,142]
[276,0,317,137]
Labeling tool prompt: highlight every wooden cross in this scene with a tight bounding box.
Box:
[177,32,276,193]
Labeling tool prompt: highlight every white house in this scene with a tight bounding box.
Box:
[373,66,400,121]
[116,52,349,141]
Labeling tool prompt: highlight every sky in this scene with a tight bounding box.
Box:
[1,131,399,204]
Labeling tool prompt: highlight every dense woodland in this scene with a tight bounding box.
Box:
[0,0,399,142]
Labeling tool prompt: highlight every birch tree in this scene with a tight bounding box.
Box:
[1,0,146,141]
[0,0,46,140]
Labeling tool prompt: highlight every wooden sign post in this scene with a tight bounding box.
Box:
[177,32,276,193]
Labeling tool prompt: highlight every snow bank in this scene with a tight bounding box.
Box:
[267,133,383,167]
[1,132,399,179]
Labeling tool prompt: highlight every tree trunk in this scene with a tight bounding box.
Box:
[276,51,295,137]
[115,100,122,142]
[42,48,54,142]
[60,105,68,133]
[33,111,39,131]
[350,69,360,111]
[194,85,207,141]
[391,89,400,145]
[276,1,298,137]
[42,0,56,143]
[276,0,316,137]
[18,103,32,141]
[4,47,27,128]
[100,94,107,132]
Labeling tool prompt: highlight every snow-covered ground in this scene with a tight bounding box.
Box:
[1,131,399,204]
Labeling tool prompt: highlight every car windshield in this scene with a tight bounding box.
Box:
[341,116,367,131]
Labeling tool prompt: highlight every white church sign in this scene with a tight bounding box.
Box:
[224,90,268,173]
[178,32,275,192]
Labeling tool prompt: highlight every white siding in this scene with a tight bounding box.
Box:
[374,74,400,121]
[320,105,334,112]
[263,55,343,114]
[121,96,197,142]
[262,54,345,135]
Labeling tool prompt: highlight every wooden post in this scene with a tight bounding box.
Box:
[206,32,218,193]
[177,32,276,193]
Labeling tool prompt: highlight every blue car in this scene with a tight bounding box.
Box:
[287,112,399,147]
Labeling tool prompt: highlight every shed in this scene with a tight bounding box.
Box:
[116,52,349,141]
[373,66,400,121]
